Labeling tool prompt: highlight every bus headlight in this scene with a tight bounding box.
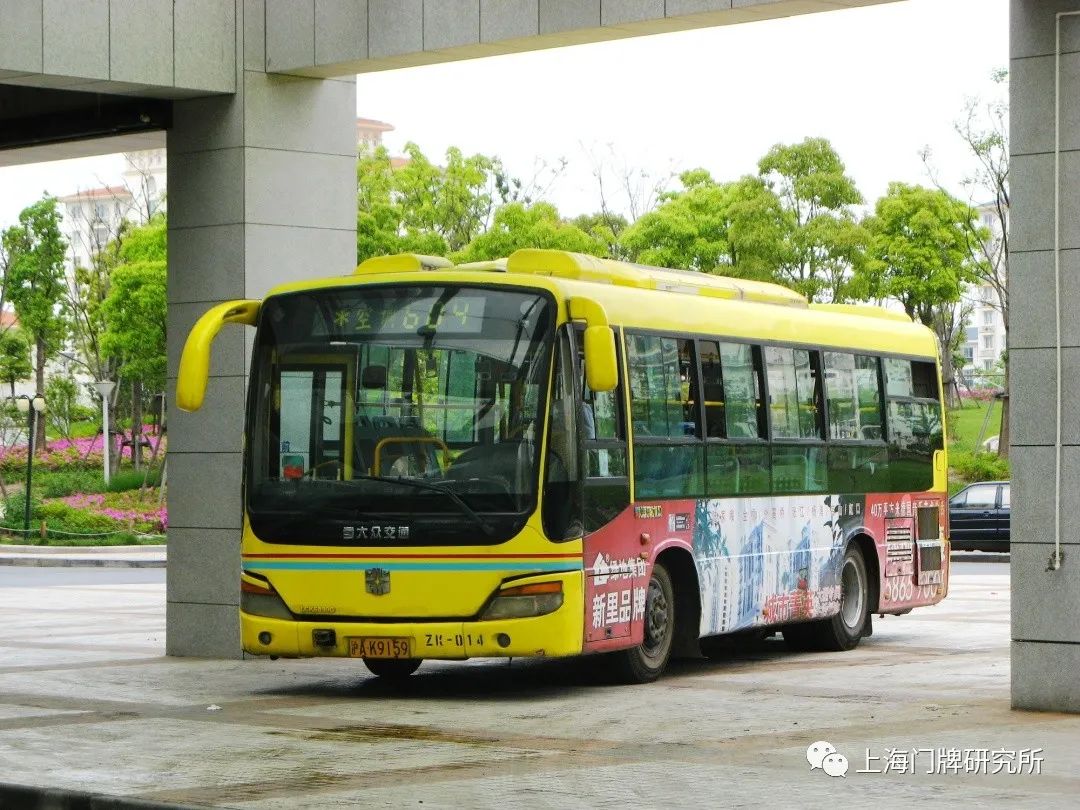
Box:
[481,581,563,621]
[241,575,293,620]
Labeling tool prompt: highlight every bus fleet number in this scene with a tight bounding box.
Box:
[884,580,937,603]
[425,633,483,648]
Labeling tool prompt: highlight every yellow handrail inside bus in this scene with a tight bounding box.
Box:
[176,299,260,412]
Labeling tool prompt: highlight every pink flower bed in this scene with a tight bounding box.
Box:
[0,425,165,472]
[60,491,167,533]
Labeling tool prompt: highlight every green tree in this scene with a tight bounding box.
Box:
[571,211,629,259]
[356,143,512,263]
[617,170,787,281]
[757,137,867,301]
[452,202,606,264]
[44,374,79,441]
[101,260,167,470]
[1,196,69,452]
[117,214,166,263]
[925,69,1011,455]
[68,215,166,386]
[62,214,167,464]
[0,328,31,400]
[857,183,988,406]
[356,144,446,260]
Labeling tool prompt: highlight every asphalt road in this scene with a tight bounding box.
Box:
[0,566,165,587]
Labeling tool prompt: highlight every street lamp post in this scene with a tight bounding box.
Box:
[15,394,46,537]
[93,381,116,487]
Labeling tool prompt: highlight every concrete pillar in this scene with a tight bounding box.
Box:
[165,0,356,657]
[1010,0,1080,712]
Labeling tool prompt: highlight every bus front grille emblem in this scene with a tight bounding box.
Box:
[365,568,391,596]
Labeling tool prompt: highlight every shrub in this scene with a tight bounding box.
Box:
[60,491,166,533]
[38,501,127,535]
[0,490,165,539]
[35,469,106,498]
[106,467,162,492]
[0,491,41,534]
[951,450,1010,483]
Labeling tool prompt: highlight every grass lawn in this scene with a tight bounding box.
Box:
[64,420,102,439]
[949,399,1003,455]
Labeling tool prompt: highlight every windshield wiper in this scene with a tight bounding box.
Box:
[348,474,495,538]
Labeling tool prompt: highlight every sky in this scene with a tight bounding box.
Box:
[0,0,1009,228]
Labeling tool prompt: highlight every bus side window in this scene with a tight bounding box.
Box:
[885,358,943,491]
[542,328,583,541]
[766,346,826,493]
[719,342,765,439]
[823,351,889,494]
[576,328,630,532]
[702,341,771,496]
[627,333,705,499]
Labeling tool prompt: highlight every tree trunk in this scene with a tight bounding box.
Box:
[109,384,122,474]
[132,379,143,472]
[940,349,958,410]
[34,338,46,454]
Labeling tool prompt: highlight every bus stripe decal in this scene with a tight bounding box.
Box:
[243,561,582,572]
[242,553,581,561]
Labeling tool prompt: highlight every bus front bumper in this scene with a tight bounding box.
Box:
[241,578,584,660]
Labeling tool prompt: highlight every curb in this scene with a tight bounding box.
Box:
[0,543,166,568]
[0,544,165,554]
[0,555,165,568]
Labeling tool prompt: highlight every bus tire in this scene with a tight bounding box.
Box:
[363,657,422,679]
[609,562,675,683]
[783,543,869,652]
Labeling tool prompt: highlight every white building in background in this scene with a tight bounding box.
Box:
[57,184,134,270]
[57,149,167,272]
[356,117,394,149]
[960,202,1007,386]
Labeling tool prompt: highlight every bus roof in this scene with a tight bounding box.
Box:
[267,250,939,360]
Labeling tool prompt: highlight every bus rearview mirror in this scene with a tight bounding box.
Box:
[583,325,617,393]
[177,299,261,411]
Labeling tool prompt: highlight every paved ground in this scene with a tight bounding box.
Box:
[1,560,1078,808]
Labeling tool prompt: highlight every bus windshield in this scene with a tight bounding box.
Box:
[246,284,555,545]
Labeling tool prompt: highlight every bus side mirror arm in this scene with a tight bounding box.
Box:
[568,297,618,393]
[176,300,261,412]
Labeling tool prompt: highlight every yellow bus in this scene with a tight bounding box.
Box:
[178,249,948,683]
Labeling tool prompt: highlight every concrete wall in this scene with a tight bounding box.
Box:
[0,0,235,96]
[164,1,357,656]
[265,0,901,76]
[1009,0,1080,712]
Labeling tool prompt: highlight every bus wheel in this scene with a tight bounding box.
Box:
[363,657,422,679]
[784,544,869,652]
[610,562,675,683]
